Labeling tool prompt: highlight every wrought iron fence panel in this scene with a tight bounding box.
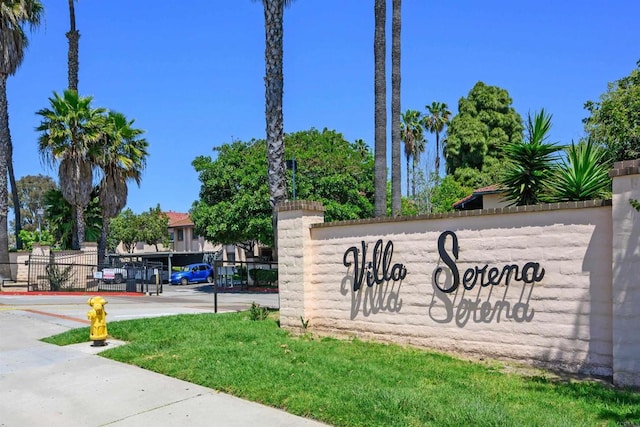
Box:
[213,259,278,289]
[27,254,99,292]
[25,251,161,293]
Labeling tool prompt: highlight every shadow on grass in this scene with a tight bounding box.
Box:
[526,375,640,425]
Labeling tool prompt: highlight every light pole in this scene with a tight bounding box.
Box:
[285,158,297,201]
[36,208,44,236]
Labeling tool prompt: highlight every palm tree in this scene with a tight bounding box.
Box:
[500,109,562,206]
[412,134,426,197]
[374,0,386,217]
[0,0,43,278]
[44,187,101,249]
[36,90,105,249]
[253,0,294,259]
[67,0,79,91]
[96,111,148,264]
[390,0,402,217]
[400,109,424,196]
[424,101,452,176]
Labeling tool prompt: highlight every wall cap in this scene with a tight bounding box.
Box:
[609,158,640,177]
[311,199,612,229]
[277,200,326,213]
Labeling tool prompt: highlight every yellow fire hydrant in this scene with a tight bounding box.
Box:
[87,296,108,346]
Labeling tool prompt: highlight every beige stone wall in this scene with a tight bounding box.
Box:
[278,160,640,387]
[9,252,29,282]
[278,201,325,329]
[610,159,640,387]
[278,159,640,386]
[294,206,612,377]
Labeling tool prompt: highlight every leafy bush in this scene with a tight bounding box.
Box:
[18,229,55,251]
[249,268,278,287]
[547,139,611,202]
[46,263,74,291]
[500,110,562,206]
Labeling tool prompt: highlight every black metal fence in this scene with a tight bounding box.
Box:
[212,259,278,289]
[3,252,277,293]
[27,251,98,292]
[26,252,164,293]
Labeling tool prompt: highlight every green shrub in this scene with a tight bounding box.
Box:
[46,263,74,291]
[18,229,55,251]
[249,302,269,321]
[248,268,278,287]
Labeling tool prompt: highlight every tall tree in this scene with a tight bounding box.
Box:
[424,101,451,177]
[411,133,426,198]
[400,109,424,196]
[107,205,169,254]
[390,0,401,216]
[444,82,524,189]
[500,109,561,206]
[0,0,43,277]
[44,187,101,249]
[8,174,56,232]
[36,90,105,249]
[7,130,21,248]
[108,208,138,253]
[138,205,169,252]
[96,111,148,264]
[67,0,79,91]
[584,60,640,162]
[374,0,387,217]
[191,128,374,248]
[254,0,294,259]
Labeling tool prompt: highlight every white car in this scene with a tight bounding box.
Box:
[102,266,127,284]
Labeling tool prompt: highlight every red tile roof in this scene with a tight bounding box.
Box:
[165,211,193,227]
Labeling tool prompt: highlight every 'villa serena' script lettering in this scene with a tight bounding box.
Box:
[434,230,545,293]
[343,240,407,292]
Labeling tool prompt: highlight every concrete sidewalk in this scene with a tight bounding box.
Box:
[0,309,328,427]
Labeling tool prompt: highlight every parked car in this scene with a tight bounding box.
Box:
[170,263,214,285]
[102,264,169,284]
[102,266,128,284]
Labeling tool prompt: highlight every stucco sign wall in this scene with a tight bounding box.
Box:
[277,159,640,387]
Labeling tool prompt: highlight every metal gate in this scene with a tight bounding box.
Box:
[26,252,162,293]
[27,252,99,292]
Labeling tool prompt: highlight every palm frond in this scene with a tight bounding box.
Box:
[547,139,611,201]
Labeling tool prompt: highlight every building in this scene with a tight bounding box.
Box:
[114,211,270,264]
[165,211,213,253]
[452,184,508,210]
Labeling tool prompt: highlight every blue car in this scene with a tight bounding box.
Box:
[170,263,214,286]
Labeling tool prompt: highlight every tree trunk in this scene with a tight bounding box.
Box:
[60,156,92,249]
[263,0,287,260]
[412,158,417,197]
[374,0,387,217]
[74,202,85,250]
[0,74,12,279]
[435,130,440,177]
[67,0,79,92]
[98,215,107,266]
[406,155,410,197]
[391,0,401,216]
[7,131,21,250]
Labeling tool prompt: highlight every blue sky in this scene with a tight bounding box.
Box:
[9,0,640,214]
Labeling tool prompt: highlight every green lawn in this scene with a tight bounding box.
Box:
[43,311,640,427]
